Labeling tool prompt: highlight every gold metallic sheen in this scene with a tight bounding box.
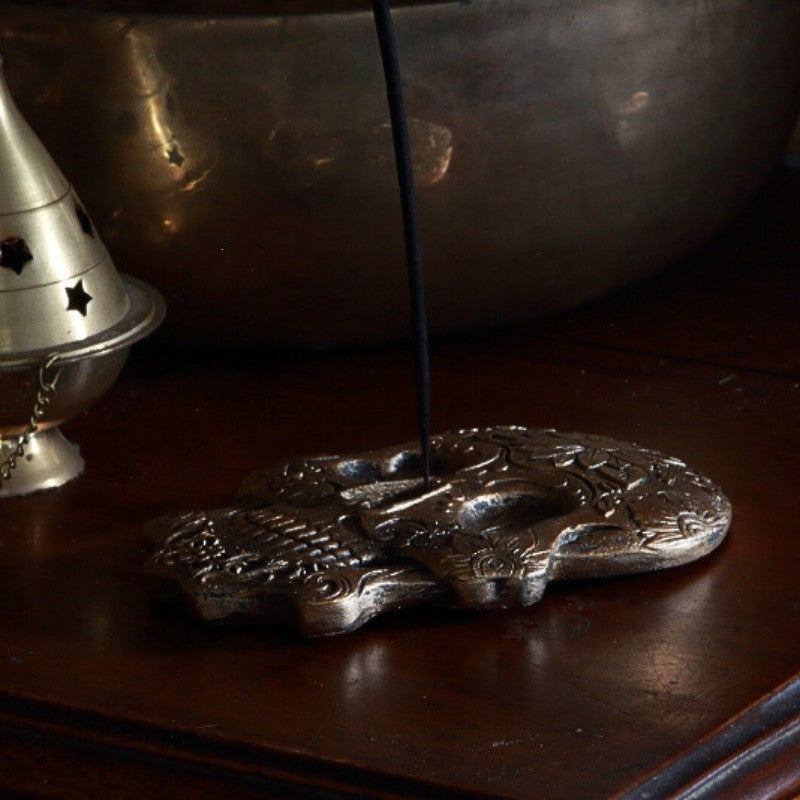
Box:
[1,1,798,346]
[0,58,164,496]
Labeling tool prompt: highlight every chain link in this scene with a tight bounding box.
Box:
[0,353,62,482]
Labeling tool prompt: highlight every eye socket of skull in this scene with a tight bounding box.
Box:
[336,443,498,487]
[457,483,582,535]
[337,460,383,482]
[336,450,451,483]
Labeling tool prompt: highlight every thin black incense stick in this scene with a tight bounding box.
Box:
[372,0,432,489]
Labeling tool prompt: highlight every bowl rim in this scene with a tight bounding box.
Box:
[0,0,455,20]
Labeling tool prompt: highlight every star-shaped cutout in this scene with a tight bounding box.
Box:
[166,142,185,167]
[65,279,92,316]
[75,204,95,237]
[0,237,33,275]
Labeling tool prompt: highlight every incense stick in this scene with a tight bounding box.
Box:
[371,0,432,489]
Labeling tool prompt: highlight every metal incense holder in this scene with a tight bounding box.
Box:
[0,57,164,497]
[146,5,730,637]
[147,426,731,636]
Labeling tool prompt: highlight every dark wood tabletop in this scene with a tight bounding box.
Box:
[1,167,799,799]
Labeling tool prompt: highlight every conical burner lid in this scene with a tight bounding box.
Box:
[0,56,68,214]
[0,54,164,366]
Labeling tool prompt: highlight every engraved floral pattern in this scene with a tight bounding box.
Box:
[147,426,731,635]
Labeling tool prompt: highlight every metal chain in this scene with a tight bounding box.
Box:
[0,353,62,482]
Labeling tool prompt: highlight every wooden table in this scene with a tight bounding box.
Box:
[1,168,799,799]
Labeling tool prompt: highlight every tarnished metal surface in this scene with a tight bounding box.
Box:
[1,1,799,346]
[147,426,731,635]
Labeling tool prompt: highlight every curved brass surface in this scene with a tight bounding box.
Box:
[0,427,84,497]
[2,1,799,346]
[0,348,128,434]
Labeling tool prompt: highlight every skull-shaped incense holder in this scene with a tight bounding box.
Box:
[0,57,164,497]
[147,426,731,636]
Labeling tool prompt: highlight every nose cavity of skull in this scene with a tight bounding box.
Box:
[340,477,428,508]
[337,441,503,507]
[336,449,459,509]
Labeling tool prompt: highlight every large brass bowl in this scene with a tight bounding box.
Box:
[2,0,799,347]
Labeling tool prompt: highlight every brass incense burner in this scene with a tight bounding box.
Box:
[0,58,164,497]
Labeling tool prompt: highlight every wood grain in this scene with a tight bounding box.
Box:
[0,168,798,797]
